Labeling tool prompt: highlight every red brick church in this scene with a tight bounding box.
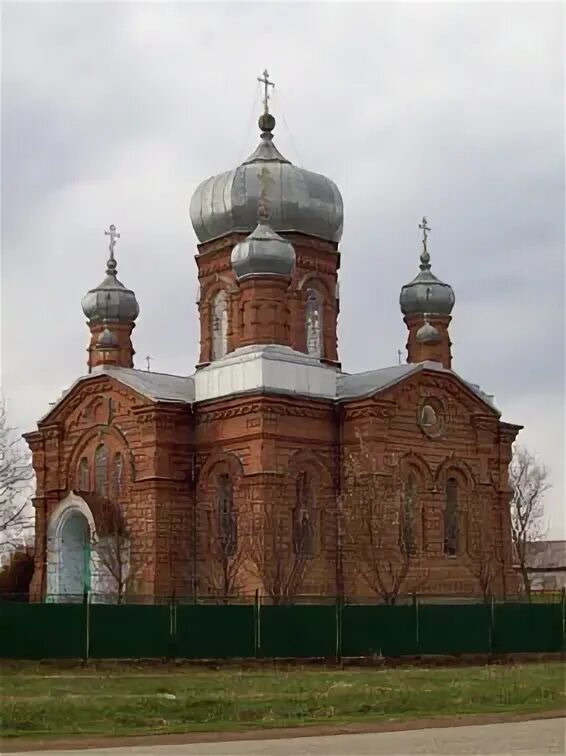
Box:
[25,76,521,603]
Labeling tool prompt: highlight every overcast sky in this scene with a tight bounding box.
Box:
[2,2,564,537]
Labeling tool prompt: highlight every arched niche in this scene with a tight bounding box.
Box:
[46,492,97,602]
[46,491,127,603]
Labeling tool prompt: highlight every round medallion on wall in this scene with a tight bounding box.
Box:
[418,399,445,438]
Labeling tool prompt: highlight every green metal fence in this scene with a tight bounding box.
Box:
[175,605,255,659]
[1,597,564,660]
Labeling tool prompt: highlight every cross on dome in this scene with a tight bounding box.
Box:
[104,224,120,276]
[105,224,120,257]
[418,216,431,270]
[257,69,275,114]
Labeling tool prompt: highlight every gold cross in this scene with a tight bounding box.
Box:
[257,69,275,114]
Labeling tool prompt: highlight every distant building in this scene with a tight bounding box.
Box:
[524,541,566,592]
[24,76,521,603]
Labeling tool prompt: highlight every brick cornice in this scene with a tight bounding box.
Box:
[194,393,333,425]
[133,404,190,430]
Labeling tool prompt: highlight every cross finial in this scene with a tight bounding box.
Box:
[418,216,431,270]
[257,69,275,114]
[104,224,120,276]
[145,355,153,372]
[105,224,120,258]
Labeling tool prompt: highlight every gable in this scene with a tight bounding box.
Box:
[37,374,149,429]
[381,368,501,429]
[338,361,500,417]
[37,367,194,427]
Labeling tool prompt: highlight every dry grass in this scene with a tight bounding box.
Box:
[1,661,564,739]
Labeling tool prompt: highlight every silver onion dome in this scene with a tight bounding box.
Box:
[82,274,140,323]
[416,320,441,344]
[400,219,455,317]
[231,218,295,280]
[96,327,119,347]
[82,226,140,324]
[190,113,343,244]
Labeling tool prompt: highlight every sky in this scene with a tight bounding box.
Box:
[2,2,564,537]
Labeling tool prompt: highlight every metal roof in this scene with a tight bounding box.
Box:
[100,367,194,403]
[337,361,499,413]
[526,541,566,570]
[39,367,194,422]
[39,358,498,423]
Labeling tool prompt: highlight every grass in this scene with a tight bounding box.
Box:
[1,661,565,740]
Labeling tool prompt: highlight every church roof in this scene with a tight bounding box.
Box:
[100,367,195,403]
[40,359,498,423]
[39,366,194,422]
[337,361,499,413]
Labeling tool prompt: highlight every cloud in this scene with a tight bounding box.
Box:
[2,2,563,536]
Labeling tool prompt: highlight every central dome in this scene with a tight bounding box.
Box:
[190,114,343,245]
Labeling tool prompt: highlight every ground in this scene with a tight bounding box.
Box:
[6,718,566,755]
[1,661,564,744]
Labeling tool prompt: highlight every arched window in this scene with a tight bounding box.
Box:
[111,452,123,500]
[444,477,459,556]
[401,473,417,555]
[306,289,323,358]
[293,471,315,557]
[94,444,108,497]
[217,473,236,556]
[77,457,89,492]
[211,290,228,360]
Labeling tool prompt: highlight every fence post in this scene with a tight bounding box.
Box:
[83,590,90,662]
[254,589,260,658]
[413,593,419,654]
[168,592,177,660]
[489,595,495,655]
[335,595,342,664]
[561,588,565,653]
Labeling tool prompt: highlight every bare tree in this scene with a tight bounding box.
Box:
[0,400,34,557]
[464,495,498,602]
[245,484,313,605]
[509,445,550,599]
[90,498,151,604]
[342,435,428,605]
[201,501,248,601]
[0,544,34,599]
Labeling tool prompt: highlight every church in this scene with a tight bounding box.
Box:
[25,74,521,603]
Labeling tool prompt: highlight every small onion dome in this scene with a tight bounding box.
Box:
[190,112,343,244]
[82,257,139,324]
[416,321,441,344]
[96,328,119,347]
[231,220,295,280]
[400,249,455,317]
